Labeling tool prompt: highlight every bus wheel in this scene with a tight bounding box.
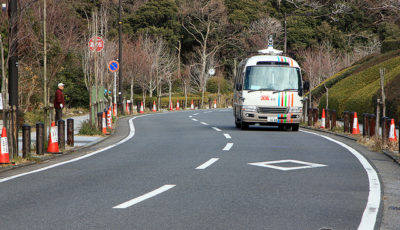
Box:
[292,124,299,131]
[235,119,241,128]
[241,121,249,130]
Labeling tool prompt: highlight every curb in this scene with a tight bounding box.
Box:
[300,125,400,166]
[0,124,115,174]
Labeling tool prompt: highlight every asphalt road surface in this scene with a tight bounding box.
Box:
[0,109,380,230]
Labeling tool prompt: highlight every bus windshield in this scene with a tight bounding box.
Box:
[244,66,301,91]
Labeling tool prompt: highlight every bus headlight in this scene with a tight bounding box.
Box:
[242,105,257,112]
[289,106,302,113]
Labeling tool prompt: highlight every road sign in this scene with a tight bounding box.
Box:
[208,68,215,76]
[248,159,327,171]
[89,36,104,52]
[108,60,119,72]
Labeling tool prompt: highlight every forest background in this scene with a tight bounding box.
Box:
[1,0,399,121]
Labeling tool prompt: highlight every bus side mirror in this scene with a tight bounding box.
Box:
[236,83,242,91]
[303,81,310,91]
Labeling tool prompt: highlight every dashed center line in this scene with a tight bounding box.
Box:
[200,122,209,125]
[195,158,219,170]
[223,143,234,151]
[192,118,198,121]
[113,185,176,209]
[212,127,221,131]
[193,113,199,116]
[189,116,192,118]
[223,133,231,139]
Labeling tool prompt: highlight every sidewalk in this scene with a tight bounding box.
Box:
[17,114,103,153]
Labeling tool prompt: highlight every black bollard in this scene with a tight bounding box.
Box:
[382,117,389,142]
[67,118,74,147]
[331,110,336,130]
[369,114,376,137]
[350,112,355,133]
[137,101,141,113]
[325,109,331,130]
[343,111,349,133]
[58,120,65,151]
[22,124,31,158]
[307,108,312,126]
[313,108,318,126]
[36,123,44,155]
[362,113,368,137]
[97,112,103,131]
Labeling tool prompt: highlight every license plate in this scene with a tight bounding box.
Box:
[267,117,277,122]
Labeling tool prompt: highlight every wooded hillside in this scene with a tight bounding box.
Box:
[1,0,399,112]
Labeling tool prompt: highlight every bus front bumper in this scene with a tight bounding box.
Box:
[241,111,302,125]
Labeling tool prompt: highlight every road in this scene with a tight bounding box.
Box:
[0,109,381,229]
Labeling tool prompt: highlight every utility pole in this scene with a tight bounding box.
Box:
[118,0,123,114]
[8,0,18,158]
[284,13,287,55]
[43,0,48,145]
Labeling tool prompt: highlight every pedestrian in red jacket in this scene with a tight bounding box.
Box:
[54,83,65,122]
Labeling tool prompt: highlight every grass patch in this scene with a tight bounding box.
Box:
[78,119,103,136]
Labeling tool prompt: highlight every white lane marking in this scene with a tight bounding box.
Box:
[113,185,176,209]
[0,115,146,184]
[195,158,219,170]
[223,143,234,151]
[193,113,199,116]
[192,118,198,121]
[300,130,381,230]
[212,127,221,131]
[224,133,231,139]
[189,116,192,118]
[200,122,209,126]
[204,111,212,114]
[248,159,327,171]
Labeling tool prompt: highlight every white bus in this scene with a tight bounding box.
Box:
[233,38,309,131]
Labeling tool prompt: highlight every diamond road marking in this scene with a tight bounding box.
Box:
[248,159,327,171]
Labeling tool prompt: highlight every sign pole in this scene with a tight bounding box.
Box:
[114,72,117,106]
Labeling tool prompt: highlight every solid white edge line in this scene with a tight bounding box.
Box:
[212,127,221,132]
[0,116,146,184]
[223,133,231,139]
[195,158,219,170]
[113,184,176,209]
[300,130,380,230]
[223,143,234,151]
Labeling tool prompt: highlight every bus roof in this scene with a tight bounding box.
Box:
[244,55,300,68]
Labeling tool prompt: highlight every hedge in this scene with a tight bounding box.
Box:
[319,55,400,117]
[381,39,400,53]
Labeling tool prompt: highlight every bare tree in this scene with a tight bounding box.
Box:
[181,0,228,108]
[248,17,283,50]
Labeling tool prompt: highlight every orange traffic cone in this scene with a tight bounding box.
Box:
[191,100,194,110]
[169,100,173,111]
[389,119,397,142]
[152,101,157,112]
[107,108,112,130]
[176,100,180,110]
[113,103,117,117]
[0,127,9,164]
[140,101,144,114]
[352,112,360,134]
[102,112,108,134]
[213,99,217,109]
[320,109,326,128]
[126,101,130,115]
[47,122,61,153]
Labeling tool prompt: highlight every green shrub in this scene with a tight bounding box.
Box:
[381,39,400,53]
[78,120,103,136]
